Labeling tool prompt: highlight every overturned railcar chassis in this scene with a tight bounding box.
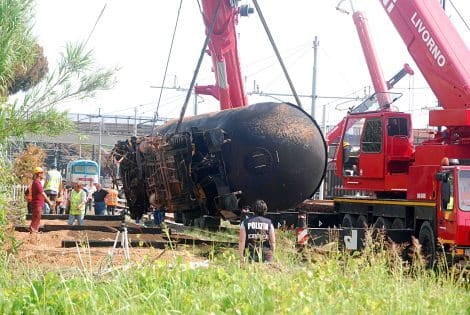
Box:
[113,128,238,226]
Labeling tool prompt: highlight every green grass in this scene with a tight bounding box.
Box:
[0,231,468,314]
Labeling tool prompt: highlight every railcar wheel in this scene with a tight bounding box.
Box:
[342,214,356,228]
[418,221,436,268]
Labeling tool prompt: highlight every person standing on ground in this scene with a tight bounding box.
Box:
[43,162,62,214]
[83,182,94,214]
[29,167,51,233]
[91,183,108,215]
[68,183,87,226]
[239,199,276,263]
[58,181,70,214]
[105,186,119,215]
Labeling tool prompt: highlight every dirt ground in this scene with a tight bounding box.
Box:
[9,218,208,272]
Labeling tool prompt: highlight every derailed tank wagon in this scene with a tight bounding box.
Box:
[113,102,327,226]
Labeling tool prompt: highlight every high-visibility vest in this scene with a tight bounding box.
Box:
[106,189,119,206]
[70,189,86,215]
[44,169,62,192]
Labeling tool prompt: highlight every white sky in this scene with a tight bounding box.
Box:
[33,0,470,128]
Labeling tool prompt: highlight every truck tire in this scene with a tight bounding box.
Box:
[355,215,368,228]
[374,216,390,229]
[342,214,356,228]
[391,218,405,229]
[418,221,436,268]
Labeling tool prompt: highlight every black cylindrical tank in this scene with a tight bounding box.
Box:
[157,102,327,211]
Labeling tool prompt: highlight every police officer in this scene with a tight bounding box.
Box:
[239,199,276,263]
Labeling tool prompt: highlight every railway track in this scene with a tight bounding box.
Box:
[16,214,238,249]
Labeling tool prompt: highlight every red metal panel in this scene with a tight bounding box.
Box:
[414,143,470,166]
[429,109,470,127]
[383,173,408,191]
[359,152,384,178]
[380,0,470,109]
[407,165,439,201]
[456,212,470,245]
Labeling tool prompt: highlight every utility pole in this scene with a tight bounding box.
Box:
[134,107,138,136]
[98,108,102,181]
[54,144,58,167]
[311,36,319,120]
[312,35,325,200]
[194,92,198,116]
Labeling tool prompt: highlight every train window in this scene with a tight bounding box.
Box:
[74,165,85,173]
[361,118,382,153]
[86,166,97,173]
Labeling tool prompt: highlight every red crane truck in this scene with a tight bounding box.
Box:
[300,0,470,266]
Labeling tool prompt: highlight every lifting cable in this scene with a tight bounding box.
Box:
[151,0,184,134]
[448,0,470,32]
[174,0,223,134]
[251,0,303,107]
[84,3,107,47]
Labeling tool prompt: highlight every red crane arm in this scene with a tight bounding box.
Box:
[353,11,392,107]
[326,7,414,146]
[380,0,470,114]
[196,0,248,110]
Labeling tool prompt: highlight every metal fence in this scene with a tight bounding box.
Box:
[8,184,28,202]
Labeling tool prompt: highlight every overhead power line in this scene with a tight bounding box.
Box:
[151,0,184,133]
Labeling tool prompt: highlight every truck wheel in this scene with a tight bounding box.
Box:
[342,214,356,228]
[418,221,436,268]
[355,215,368,228]
[391,218,405,229]
[374,217,390,229]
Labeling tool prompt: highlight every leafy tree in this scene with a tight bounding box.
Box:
[0,0,37,98]
[0,0,117,144]
[0,0,117,249]
[7,44,49,95]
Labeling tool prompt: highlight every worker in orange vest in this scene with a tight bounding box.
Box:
[105,187,119,216]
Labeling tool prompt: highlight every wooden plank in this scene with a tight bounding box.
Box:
[15,224,165,234]
[124,226,164,234]
[25,214,123,221]
[171,235,237,246]
[61,240,170,249]
[43,225,117,232]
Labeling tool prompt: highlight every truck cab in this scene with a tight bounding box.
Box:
[336,93,414,195]
[436,166,470,257]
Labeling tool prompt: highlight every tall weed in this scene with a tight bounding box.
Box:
[0,230,468,314]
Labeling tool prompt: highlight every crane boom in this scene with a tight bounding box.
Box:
[353,10,392,107]
[326,5,412,146]
[380,0,470,126]
[196,0,249,110]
